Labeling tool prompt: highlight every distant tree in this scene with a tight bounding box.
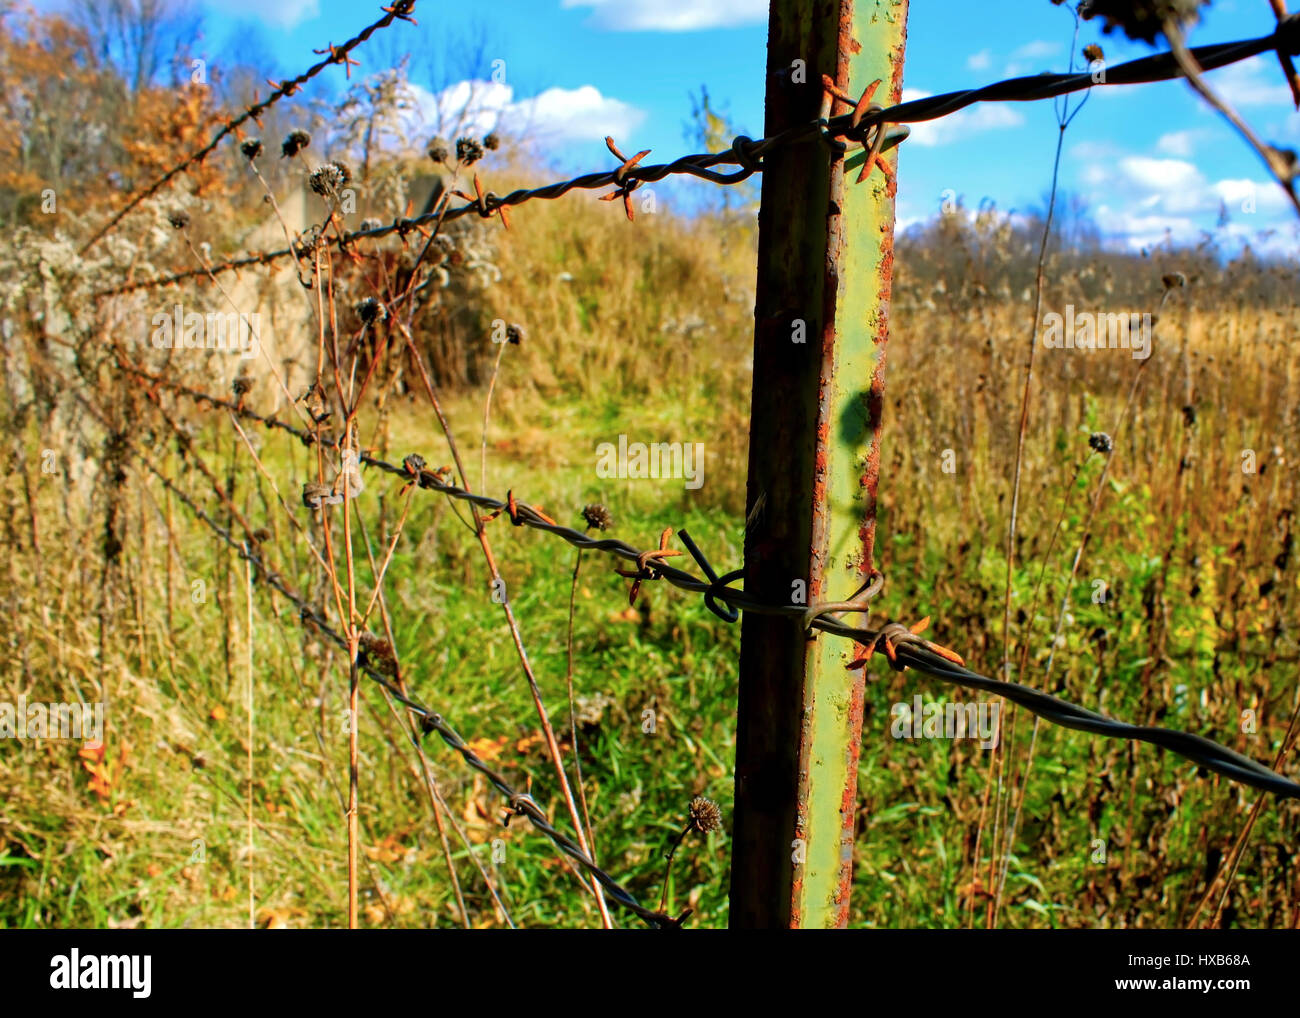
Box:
[335,58,419,181]
[684,85,757,220]
[0,6,222,226]
[68,0,202,95]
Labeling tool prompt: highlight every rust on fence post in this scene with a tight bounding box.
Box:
[730,0,908,928]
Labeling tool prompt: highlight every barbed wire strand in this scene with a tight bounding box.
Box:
[91,19,1300,300]
[122,366,1300,803]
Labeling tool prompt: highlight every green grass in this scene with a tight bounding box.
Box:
[2,183,1297,929]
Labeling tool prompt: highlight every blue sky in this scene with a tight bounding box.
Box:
[80,0,1300,251]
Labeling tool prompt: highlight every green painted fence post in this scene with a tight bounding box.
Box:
[730,0,909,929]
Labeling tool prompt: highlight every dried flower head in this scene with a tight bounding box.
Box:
[358,631,398,677]
[167,210,190,230]
[427,137,450,163]
[1089,432,1114,454]
[1162,271,1187,289]
[456,136,484,165]
[356,296,387,325]
[688,796,723,834]
[505,322,525,345]
[281,128,312,158]
[582,503,613,531]
[483,132,501,151]
[1082,43,1104,63]
[240,138,264,160]
[309,163,346,197]
[231,375,252,397]
[1079,0,1208,44]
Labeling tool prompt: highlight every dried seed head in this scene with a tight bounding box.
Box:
[1079,0,1208,44]
[358,631,397,676]
[167,210,190,230]
[231,375,252,397]
[505,322,524,345]
[456,136,484,165]
[356,296,387,325]
[1082,43,1104,63]
[281,129,312,158]
[483,132,500,151]
[1162,271,1187,289]
[1089,432,1114,454]
[240,138,264,160]
[427,137,450,163]
[688,796,723,834]
[309,163,346,197]
[582,503,613,531]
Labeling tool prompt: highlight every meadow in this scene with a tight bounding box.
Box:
[2,169,1297,928]
[1,1,1298,931]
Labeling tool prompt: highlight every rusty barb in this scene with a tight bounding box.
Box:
[90,20,1300,299]
[601,136,652,221]
[451,174,511,230]
[121,364,1300,804]
[820,75,910,183]
[803,570,965,668]
[802,569,885,634]
[849,618,967,671]
[614,527,682,605]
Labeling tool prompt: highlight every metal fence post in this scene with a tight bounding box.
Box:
[730,0,909,928]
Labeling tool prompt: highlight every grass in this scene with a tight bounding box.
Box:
[1,167,1298,928]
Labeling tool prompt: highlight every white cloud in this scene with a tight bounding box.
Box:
[1210,178,1291,217]
[202,0,319,29]
[1116,156,1203,196]
[957,40,1067,81]
[1071,139,1122,162]
[1155,129,1210,157]
[1092,206,1198,250]
[1011,40,1060,61]
[409,80,646,144]
[1208,57,1294,108]
[561,0,767,31]
[901,88,1024,146]
[1080,148,1293,250]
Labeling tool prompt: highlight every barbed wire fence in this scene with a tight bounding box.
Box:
[48,0,1300,927]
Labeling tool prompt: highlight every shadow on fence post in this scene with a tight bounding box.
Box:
[730,0,909,929]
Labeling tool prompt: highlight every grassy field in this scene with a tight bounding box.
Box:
[2,166,1298,929]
